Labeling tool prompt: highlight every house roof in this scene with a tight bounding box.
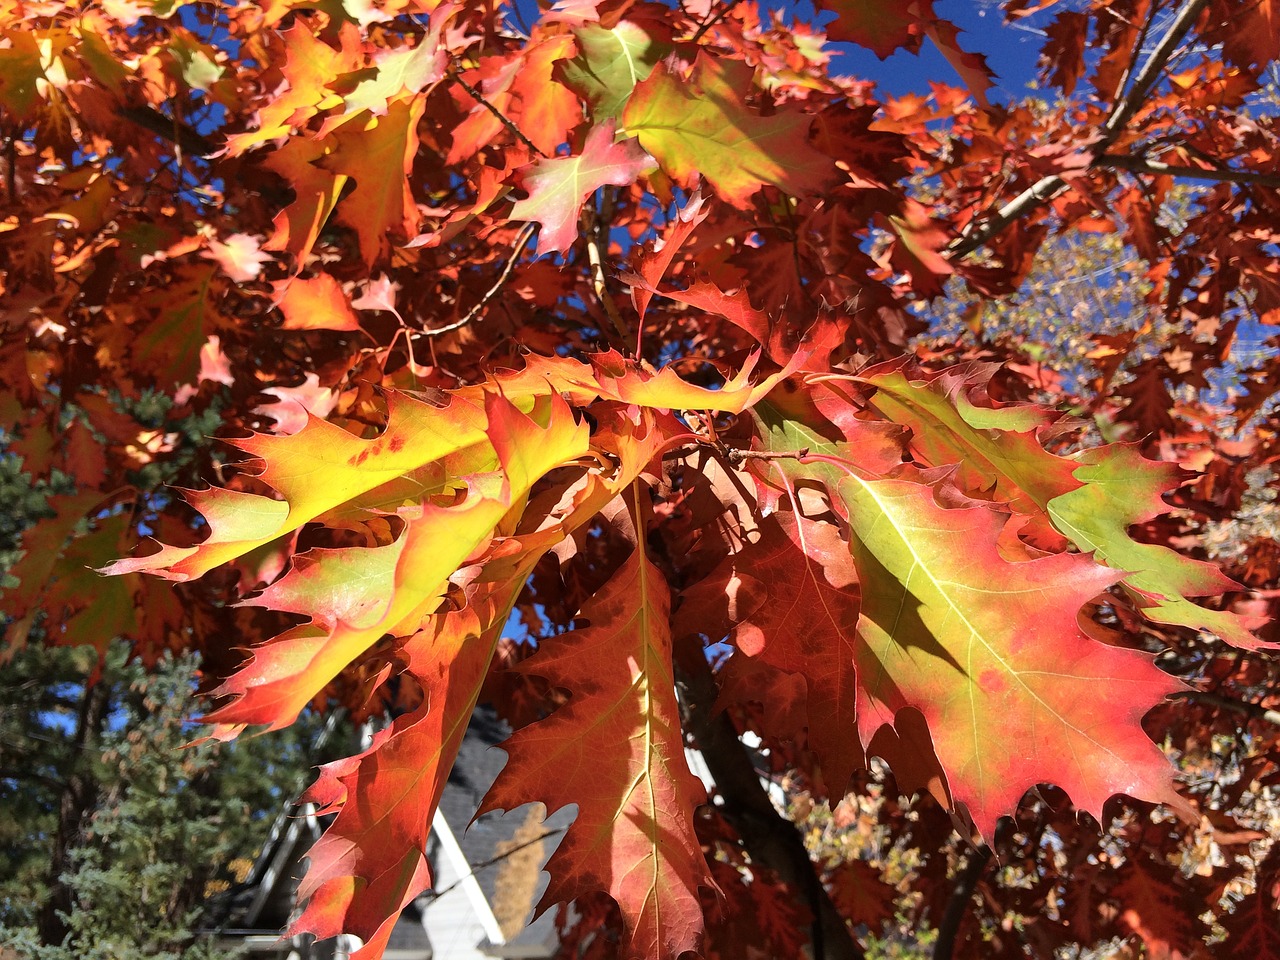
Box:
[207,705,572,959]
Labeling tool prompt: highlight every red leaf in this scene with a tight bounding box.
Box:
[481,546,711,960]
[838,474,1186,839]
[318,95,427,266]
[627,188,710,324]
[818,0,932,58]
[679,513,864,797]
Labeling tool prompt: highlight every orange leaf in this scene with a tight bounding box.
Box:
[275,272,362,331]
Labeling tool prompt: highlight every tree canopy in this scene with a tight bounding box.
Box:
[3,0,1280,958]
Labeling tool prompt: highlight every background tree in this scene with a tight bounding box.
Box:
[0,642,329,957]
[2,1,1279,959]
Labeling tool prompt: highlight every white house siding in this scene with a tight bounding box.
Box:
[420,807,505,960]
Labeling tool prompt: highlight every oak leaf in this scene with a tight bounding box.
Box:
[837,473,1185,839]
[679,512,864,796]
[624,55,835,207]
[481,543,711,960]
[510,121,653,255]
[556,19,672,121]
[318,95,427,266]
[274,272,363,331]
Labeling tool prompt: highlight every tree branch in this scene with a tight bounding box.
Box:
[447,56,547,159]
[1103,0,1210,140]
[932,845,992,960]
[1095,153,1280,188]
[1172,690,1280,727]
[420,222,536,337]
[950,0,1212,259]
[677,652,866,960]
[582,200,631,346]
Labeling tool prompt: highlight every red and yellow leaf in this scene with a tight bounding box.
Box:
[837,473,1185,838]
[511,121,653,255]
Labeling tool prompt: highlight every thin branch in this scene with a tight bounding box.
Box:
[932,845,992,960]
[724,446,811,464]
[1105,0,1210,140]
[419,222,536,337]
[1095,153,1280,188]
[691,0,742,42]
[1172,690,1280,727]
[582,200,631,346]
[420,828,567,904]
[119,106,215,158]
[1110,1,1159,105]
[447,55,547,159]
[950,0,1212,259]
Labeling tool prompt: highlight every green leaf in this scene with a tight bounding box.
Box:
[623,54,835,207]
[556,20,671,120]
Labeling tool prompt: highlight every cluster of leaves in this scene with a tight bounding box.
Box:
[4,0,1280,958]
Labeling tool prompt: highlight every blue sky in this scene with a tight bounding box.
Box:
[814,1,1048,100]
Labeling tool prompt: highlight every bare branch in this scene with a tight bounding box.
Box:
[1095,153,1280,188]
[950,0,1212,259]
[420,223,536,337]
[447,55,548,159]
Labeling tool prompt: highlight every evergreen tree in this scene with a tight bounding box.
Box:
[0,643,326,958]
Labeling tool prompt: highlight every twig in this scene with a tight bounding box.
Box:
[447,54,547,159]
[420,828,567,904]
[691,0,742,42]
[725,446,811,464]
[932,845,992,960]
[1095,153,1280,188]
[419,222,536,337]
[950,0,1212,259]
[582,200,631,345]
[1172,690,1280,727]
